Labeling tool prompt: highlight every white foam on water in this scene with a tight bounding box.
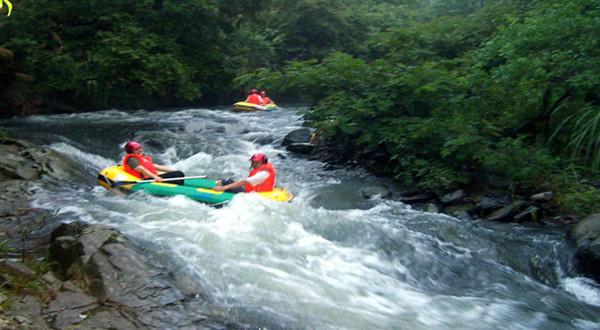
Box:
[8,108,600,329]
[563,277,600,306]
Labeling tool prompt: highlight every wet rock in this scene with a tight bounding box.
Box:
[4,296,50,330]
[143,139,165,150]
[286,142,314,154]
[253,135,275,145]
[283,128,315,154]
[282,128,313,146]
[47,222,233,329]
[42,271,64,290]
[531,191,554,202]
[77,309,139,330]
[513,206,539,223]
[0,181,38,213]
[444,204,475,220]
[426,203,440,213]
[361,185,391,199]
[486,201,527,221]
[1,260,36,276]
[441,190,466,204]
[47,291,99,329]
[0,138,78,182]
[0,138,79,227]
[570,213,600,282]
[400,193,434,203]
[476,195,512,213]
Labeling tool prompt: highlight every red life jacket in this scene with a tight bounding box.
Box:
[262,97,271,104]
[246,94,263,105]
[244,162,276,193]
[123,154,158,179]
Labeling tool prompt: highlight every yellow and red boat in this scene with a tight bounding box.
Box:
[232,102,277,112]
[98,165,293,205]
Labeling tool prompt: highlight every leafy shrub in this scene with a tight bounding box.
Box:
[482,137,559,188]
[552,165,600,216]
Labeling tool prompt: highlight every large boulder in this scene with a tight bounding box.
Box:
[0,138,78,182]
[0,138,79,214]
[570,213,600,282]
[282,128,315,154]
[46,222,236,329]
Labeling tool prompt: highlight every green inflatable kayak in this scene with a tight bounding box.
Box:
[98,165,293,205]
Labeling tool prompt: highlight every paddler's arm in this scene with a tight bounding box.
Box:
[213,179,248,192]
[134,165,163,182]
[154,164,175,172]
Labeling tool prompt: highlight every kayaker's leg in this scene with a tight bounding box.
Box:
[218,178,244,193]
[160,171,185,185]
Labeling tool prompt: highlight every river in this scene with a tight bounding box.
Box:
[2,107,599,329]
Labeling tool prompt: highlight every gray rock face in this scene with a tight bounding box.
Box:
[45,222,236,329]
[0,138,78,182]
[0,138,79,217]
[282,128,316,154]
[570,213,600,282]
[486,201,527,221]
[441,190,466,204]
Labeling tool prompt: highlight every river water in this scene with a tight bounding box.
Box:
[2,107,599,329]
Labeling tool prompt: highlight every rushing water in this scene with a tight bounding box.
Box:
[2,107,600,329]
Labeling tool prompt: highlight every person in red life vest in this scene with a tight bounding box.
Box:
[245,89,264,106]
[213,153,275,193]
[122,141,186,185]
[260,91,274,105]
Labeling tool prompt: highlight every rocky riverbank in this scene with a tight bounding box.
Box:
[283,128,600,283]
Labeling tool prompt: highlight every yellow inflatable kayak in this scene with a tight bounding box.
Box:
[232,102,277,112]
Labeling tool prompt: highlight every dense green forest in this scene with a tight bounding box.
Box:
[1,0,599,215]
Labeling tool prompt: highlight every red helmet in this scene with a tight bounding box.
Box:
[250,153,268,163]
[260,91,267,96]
[124,141,142,153]
[250,89,258,94]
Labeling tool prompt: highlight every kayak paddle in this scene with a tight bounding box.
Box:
[110,175,208,188]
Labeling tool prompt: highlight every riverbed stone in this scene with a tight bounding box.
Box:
[486,201,526,221]
[361,185,392,198]
[441,189,466,204]
[513,206,540,223]
[0,138,78,181]
[444,203,475,220]
[1,260,36,276]
[47,222,234,329]
[47,290,99,328]
[531,191,554,202]
[476,195,512,213]
[282,128,313,146]
[570,213,600,281]
[77,309,138,330]
[426,203,440,213]
[4,296,50,330]
[282,128,316,154]
[401,192,434,203]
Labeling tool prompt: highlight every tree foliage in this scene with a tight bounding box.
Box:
[0,0,273,114]
[240,0,598,200]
